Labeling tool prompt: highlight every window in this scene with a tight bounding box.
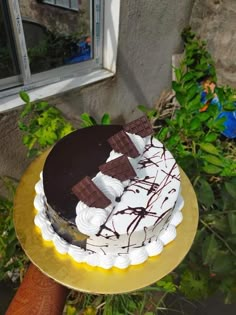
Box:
[0,0,120,111]
[41,0,80,11]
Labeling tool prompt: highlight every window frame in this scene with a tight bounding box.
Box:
[0,0,120,112]
[41,0,80,12]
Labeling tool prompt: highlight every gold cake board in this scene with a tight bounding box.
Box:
[14,150,199,294]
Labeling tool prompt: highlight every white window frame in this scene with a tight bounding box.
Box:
[0,0,120,112]
[41,0,80,12]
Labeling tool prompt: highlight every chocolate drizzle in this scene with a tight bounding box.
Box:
[86,134,181,255]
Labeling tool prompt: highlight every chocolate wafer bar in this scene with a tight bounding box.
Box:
[72,176,111,208]
[99,155,136,181]
[107,130,139,158]
[124,115,153,138]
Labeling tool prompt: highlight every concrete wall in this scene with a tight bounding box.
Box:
[190,0,236,87]
[0,0,194,190]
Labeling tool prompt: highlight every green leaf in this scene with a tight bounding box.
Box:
[212,253,234,274]
[20,102,33,118]
[138,105,157,119]
[27,137,37,150]
[224,180,236,199]
[137,105,149,113]
[18,121,28,131]
[157,127,168,141]
[28,148,39,158]
[196,71,207,79]
[80,113,97,127]
[19,91,30,103]
[6,240,17,257]
[207,104,220,117]
[210,216,229,233]
[58,124,74,138]
[196,178,214,208]
[101,113,110,125]
[179,269,209,300]
[35,128,57,146]
[65,305,77,315]
[156,274,176,293]
[204,133,218,142]
[190,117,201,130]
[186,58,195,66]
[199,143,219,155]
[187,94,201,111]
[166,134,180,146]
[175,91,187,106]
[203,154,224,167]
[223,102,236,111]
[182,72,195,82]
[227,213,236,234]
[35,101,49,111]
[172,81,184,93]
[186,84,198,101]
[202,234,218,265]
[199,112,210,122]
[176,111,185,128]
[147,109,157,119]
[22,134,32,146]
[174,67,182,82]
[211,116,226,131]
[202,164,222,175]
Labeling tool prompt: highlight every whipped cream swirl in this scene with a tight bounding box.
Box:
[75,172,124,236]
[93,173,124,203]
[126,132,147,154]
[75,207,107,236]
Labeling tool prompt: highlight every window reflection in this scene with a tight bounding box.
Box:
[19,0,92,74]
[0,1,20,80]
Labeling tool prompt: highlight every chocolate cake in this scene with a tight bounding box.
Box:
[34,117,184,269]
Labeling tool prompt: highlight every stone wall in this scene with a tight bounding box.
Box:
[190,0,236,87]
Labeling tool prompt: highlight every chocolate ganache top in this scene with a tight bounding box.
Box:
[43,125,122,222]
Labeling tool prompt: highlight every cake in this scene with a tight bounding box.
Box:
[34,116,184,269]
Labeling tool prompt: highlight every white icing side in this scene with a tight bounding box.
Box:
[33,187,184,269]
[68,245,86,263]
[53,234,69,254]
[33,193,45,211]
[145,240,163,256]
[129,248,148,265]
[86,253,100,267]
[170,211,183,226]
[41,223,55,241]
[35,179,44,195]
[113,255,130,269]
[33,132,184,269]
[158,224,177,245]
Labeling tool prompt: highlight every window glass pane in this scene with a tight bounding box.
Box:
[56,0,69,8]
[0,1,20,80]
[19,0,92,74]
[71,0,79,10]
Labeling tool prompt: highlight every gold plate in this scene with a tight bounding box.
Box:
[14,150,199,294]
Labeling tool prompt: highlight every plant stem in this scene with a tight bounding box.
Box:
[193,175,200,187]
